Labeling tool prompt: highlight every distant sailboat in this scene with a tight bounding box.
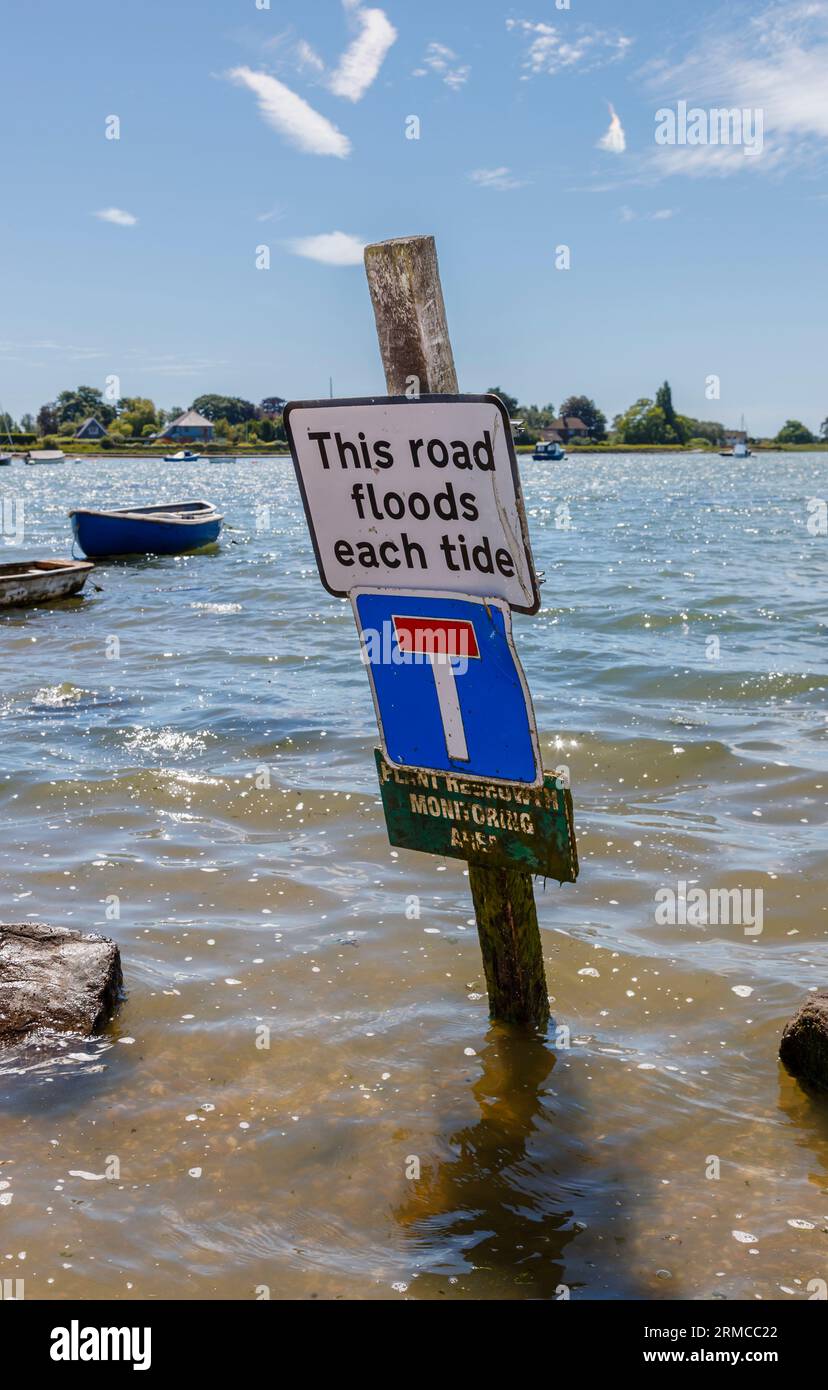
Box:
[721,415,752,458]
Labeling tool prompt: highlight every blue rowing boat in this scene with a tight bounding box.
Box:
[69,500,223,558]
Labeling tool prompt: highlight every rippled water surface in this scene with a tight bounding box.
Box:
[1,452,827,1300]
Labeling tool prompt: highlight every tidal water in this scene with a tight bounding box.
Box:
[1,452,826,1301]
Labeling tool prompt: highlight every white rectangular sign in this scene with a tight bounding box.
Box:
[285,395,540,613]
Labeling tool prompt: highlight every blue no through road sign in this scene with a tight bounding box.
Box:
[351,588,542,786]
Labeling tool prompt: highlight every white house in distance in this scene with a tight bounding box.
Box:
[158,408,215,443]
[74,416,109,440]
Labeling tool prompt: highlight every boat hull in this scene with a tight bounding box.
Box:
[0,560,93,609]
[70,505,222,558]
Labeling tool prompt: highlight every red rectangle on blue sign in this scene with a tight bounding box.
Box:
[392,615,480,661]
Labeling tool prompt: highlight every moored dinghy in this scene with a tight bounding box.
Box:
[26,449,65,464]
[0,559,94,609]
[69,499,223,558]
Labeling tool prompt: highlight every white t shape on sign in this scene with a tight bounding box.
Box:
[392,614,480,762]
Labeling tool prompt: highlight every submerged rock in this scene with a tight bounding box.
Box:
[779,990,828,1091]
[0,923,122,1045]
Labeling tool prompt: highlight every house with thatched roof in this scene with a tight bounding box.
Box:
[159,408,215,442]
[75,417,109,440]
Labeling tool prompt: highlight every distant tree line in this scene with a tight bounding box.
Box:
[485,382,828,448]
[6,389,289,444]
[4,384,826,448]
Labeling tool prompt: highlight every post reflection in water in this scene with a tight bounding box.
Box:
[395,1024,579,1300]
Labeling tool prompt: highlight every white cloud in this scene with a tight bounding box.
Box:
[94,207,137,226]
[414,42,470,90]
[507,20,632,77]
[287,231,366,266]
[469,167,528,191]
[228,66,351,158]
[328,4,397,102]
[643,0,828,177]
[598,104,626,154]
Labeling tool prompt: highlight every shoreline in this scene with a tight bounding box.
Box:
[3,443,827,461]
[516,442,828,454]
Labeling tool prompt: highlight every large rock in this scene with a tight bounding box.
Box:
[779,989,828,1091]
[0,923,122,1045]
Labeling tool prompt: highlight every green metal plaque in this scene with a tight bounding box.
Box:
[374,749,578,881]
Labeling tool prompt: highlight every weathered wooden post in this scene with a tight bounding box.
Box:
[364,234,552,1028]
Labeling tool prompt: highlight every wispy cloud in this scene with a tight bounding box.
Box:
[650,141,783,177]
[469,167,528,191]
[413,42,470,90]
[643,0,828,177]
[597,104,626,153]
[94,207,137,226]
[228,66,351,158]
[328,3,397,102]
[0,339,105,362]
[121,349,228,377]
[140,357,226,378]
[296,39,325,75]
[507,20,632,77]
[620,205,677,222]
[287,231,366,266]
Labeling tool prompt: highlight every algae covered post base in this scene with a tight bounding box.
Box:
[468,863,550,1029]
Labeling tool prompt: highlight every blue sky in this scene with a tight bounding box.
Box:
[1,0,826,434]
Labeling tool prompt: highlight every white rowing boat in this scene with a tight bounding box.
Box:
[0,559,94,608]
